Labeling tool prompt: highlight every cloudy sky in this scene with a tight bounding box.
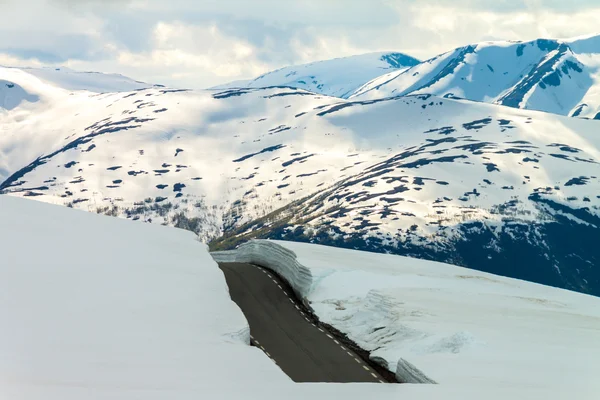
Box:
[1,0,599,88]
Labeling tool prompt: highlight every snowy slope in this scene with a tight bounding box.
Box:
[0,70,373,241]
[351,37,600,119]
[2,196,581,399]
[216,52,420,98]
[2,65,599,296]
[215,239,600,398]
[210,95,600,295]
[1,65,156,93]
[0,195,286,397]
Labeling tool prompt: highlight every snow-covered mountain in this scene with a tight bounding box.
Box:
[211,93,600,295]
[350,36,600,119]
[1,46,599,296]
[214,36,600,120]
[215,52,420,98]
[1,65,157,94]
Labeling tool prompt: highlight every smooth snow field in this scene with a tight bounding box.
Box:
[215,239,600,398]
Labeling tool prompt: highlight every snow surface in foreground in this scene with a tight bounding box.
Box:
[215,240,600,397]
[0,196,590,399]
[0,195,283,398]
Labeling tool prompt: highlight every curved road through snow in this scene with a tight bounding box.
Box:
[219,262,387,383]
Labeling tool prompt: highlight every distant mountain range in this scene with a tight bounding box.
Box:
[213,51,420,98]
[220,35,600,119]
[1,35,599,296]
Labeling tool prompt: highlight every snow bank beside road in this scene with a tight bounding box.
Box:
[0,196,285,398]
[214,240,600,395]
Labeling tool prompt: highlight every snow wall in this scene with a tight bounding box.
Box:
[212,240,314,302]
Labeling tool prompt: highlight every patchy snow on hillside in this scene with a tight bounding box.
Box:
[216,52,420,98]
[211,93,600,295]
[215,240,600,399]
[0,74,374,241]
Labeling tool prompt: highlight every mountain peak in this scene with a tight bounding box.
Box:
[349,35,600,119]
[378,52,421,68]
[215,51,420,98]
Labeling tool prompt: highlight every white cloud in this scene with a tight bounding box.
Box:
[118,21,270,80]
[0,0,599,88]
[289,32,369,65]
[59,21,272,88]
[378,3,600,59]
[0,53,44,68]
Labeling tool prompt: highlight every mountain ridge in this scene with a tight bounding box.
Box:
[350,36,600,119]
[214,51,420,98]
[214,35,600,120]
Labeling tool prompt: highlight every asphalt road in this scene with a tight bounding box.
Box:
[219,262,386,383]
